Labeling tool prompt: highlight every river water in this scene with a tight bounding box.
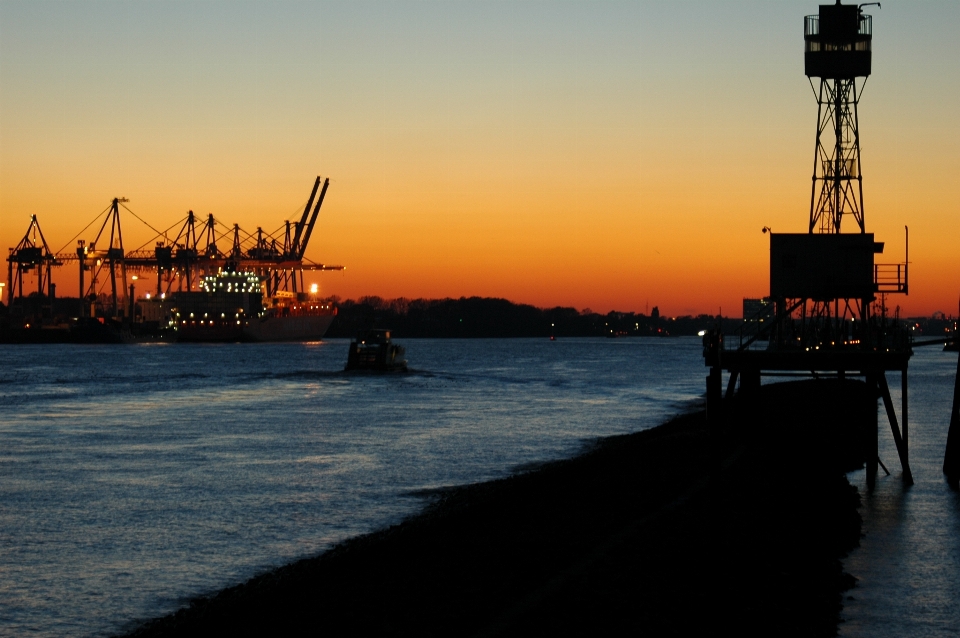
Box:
[840,345,960,637]
[1,337,958,636]
[0,337,704,637]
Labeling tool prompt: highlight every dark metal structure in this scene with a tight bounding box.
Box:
[705,2,919,488]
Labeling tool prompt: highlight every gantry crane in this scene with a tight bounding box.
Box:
[6,215,61,314]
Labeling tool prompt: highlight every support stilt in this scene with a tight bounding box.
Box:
[725,370,739,401]
[943,351,960,487]
[878,372,914,485]
[877,457,890,476]
[902,370,909,458]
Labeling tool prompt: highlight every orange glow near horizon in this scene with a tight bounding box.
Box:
[3,2,960,318]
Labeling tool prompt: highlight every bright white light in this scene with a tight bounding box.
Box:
[310,283,319,294]
[698,330,707,337]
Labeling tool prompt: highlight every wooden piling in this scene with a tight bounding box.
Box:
[706,367,723,429]
[866,373,879,489]
[943,352,960,487]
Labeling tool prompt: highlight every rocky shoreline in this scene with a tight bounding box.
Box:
[119,379,868,637]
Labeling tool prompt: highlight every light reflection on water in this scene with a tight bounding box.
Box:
[841,346,960,637]
[0,337,704,637]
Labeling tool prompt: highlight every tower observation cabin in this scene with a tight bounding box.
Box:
[804,2,873,79]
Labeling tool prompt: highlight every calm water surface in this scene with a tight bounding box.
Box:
[0,337,704,637]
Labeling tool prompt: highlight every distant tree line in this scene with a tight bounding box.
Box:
[2,293,954,340]
[325,296,741,339]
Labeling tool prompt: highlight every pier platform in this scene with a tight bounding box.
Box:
[704,331,914,488]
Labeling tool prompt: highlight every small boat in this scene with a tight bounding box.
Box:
[345,329,408,372]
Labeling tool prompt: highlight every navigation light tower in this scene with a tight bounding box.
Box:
[805,1,879,234]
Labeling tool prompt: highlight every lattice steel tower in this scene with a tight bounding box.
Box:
[805,2,879,234]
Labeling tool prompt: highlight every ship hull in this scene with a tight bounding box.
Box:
[176,313,335,343]
[243,313,335,342]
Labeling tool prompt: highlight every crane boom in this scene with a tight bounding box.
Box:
[292,176,321,257]
[297,177,329,259]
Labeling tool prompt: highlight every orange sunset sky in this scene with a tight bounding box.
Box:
[2,1,959,317]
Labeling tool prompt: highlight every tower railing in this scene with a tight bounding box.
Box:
[804,14,871,36]
[875,263,909,294]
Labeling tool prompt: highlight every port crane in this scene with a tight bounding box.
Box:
[5,214,61,307]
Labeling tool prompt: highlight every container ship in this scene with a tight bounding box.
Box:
[156,270,336,343]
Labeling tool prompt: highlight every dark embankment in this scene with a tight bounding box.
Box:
[120,379,869,637]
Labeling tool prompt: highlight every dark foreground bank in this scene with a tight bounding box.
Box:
[119,380,868,637]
